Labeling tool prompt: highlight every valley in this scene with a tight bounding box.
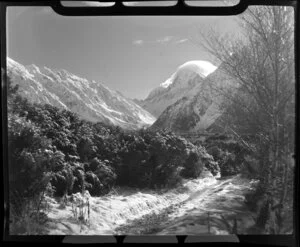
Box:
[6,31,294,236]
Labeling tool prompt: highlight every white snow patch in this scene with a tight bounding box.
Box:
[178,60,217,77]
[45,175,218,235]
[160,74,175,88]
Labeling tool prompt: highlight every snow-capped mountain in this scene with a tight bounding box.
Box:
[149,62,236,133]
[7,57,156,129]
[137,61,217,118]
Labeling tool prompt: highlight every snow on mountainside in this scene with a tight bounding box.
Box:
[150,62,236,133]
[7,58,156,129]
[138,61,217,118]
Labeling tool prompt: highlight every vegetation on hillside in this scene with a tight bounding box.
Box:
[201,134,251,177]
[6,76,219,234]
[5,6,294,235]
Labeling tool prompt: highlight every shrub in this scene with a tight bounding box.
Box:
[241,155,260,178]
[51,164,74,197]
[51,173,68,197]
[89,157,102,172]
[165,167,183,188]
[207,146,222,160]
[245,180,268,211]
[73,168,85,194]
[200,151,220,176]
[85,171,103,196]
[206,138,249,177]
[51,151,66,172]
[181,151,204,178]
[94,161,117,193]
[204,159,220,176]
[77,137,96,162]
[8,115,53,214]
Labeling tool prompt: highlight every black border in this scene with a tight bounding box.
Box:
[1,0,299,245]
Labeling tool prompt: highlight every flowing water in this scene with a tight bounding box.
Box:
[46,173,258,235]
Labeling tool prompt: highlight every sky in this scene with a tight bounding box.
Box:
[7,3,241,99]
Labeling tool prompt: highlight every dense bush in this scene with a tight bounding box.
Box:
[205,135,250,176]
[181,151,203,178]
[72,166,85,194]
[115,131,190,189]
[8,114,52,215]
[201,153,220,176]
[93,160,116,193]
[7,75,219,202]
[51,164,74,197]
[85,171,103,196]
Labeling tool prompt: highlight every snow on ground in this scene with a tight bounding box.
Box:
[44,173,257,235]
[45,174,218,235]
[156,175,258,235]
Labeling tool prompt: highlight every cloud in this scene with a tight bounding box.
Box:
[156,36,174,44]
[132,37,188,46]
[133,40,144,45]
[175,38,188,44]
[155,36,188,45]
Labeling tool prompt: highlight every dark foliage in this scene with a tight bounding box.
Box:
[7,75,219,203]
[204,134,250,176]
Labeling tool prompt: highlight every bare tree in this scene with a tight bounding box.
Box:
[198,6,295,233]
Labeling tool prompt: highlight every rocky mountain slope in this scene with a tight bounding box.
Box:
[149,62,236,133]
[137,61,217,118]
[7,57,156,130]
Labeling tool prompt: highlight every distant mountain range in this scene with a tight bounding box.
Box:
[7,57,235,133]
[7,58,156,130]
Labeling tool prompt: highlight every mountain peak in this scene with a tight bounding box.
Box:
[137,60,217,117]
[162,61,217,88]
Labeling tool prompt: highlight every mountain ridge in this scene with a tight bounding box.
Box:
[136,60,217,118]
[149,61,236,134]
[7,57,156,130]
